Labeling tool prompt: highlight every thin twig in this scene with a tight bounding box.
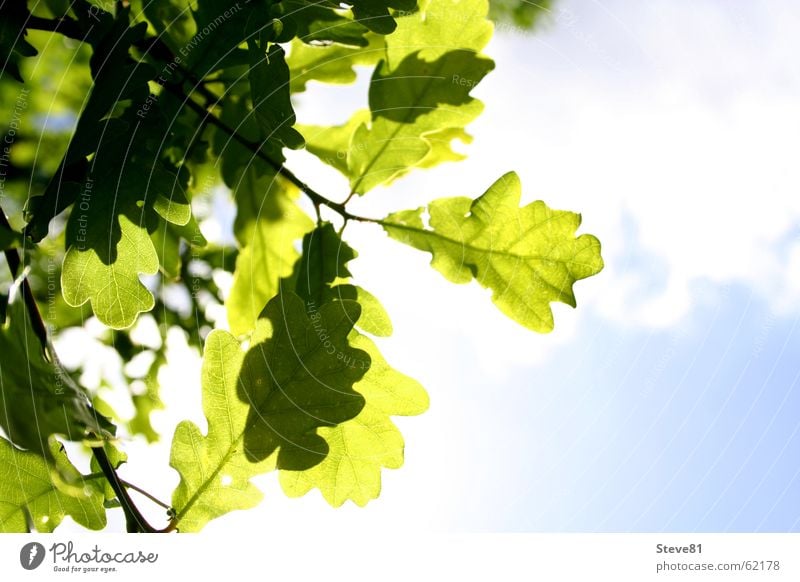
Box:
[120,478,171,510]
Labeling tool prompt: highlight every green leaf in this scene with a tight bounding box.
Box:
[226,179,314,336]
[0,436,107,533]
[186,0,268,77]
[24,8,155,240]
[278,224,423,505]
[287,35,385,93]
[0,0,38,83]
[278,0,414,44]
[415,127,472,169]
[280,331,427,506]
[298,111,370,176]
[279,0,371,48]
[247,43,304,150]
[300,0,495,194]
[349,49,494,193]
[213,96,314,336]
[0,294,110,456]
[170,292,367,531]
[382,172,604,332]
[385,0,493,65]
[348,0,417,35]
[60,116,195,329]
[287,223,393,337]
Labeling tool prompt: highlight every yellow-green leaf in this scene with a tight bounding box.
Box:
[382,172,604,332]
[280,332,428,506]
[226,180,314,336]
[170,292,368,531]
[0,436,106,533]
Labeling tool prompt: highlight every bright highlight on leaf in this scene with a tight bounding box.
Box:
[382,172,604,332]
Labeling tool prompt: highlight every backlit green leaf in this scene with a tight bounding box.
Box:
[287,35,385,93]
[349,49,493,193]
[280,332,427,506]
[170,292,367,531]
[279,224,424,505]
[298,111,370,176]
[298,0,495,194]
[0,436,107,533]
[60,115,196,329]
[382,171,604,332]
[279,0,371,48]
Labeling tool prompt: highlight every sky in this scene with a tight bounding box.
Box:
[52,0,800,533]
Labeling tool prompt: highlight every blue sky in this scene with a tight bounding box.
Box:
[51,0,800,533]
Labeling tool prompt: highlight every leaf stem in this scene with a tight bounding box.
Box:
[119,478,171,511]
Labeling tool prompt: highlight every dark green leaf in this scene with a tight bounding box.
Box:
[247,43,304,150]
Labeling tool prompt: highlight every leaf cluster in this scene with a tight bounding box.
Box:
[0,0,601,532]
